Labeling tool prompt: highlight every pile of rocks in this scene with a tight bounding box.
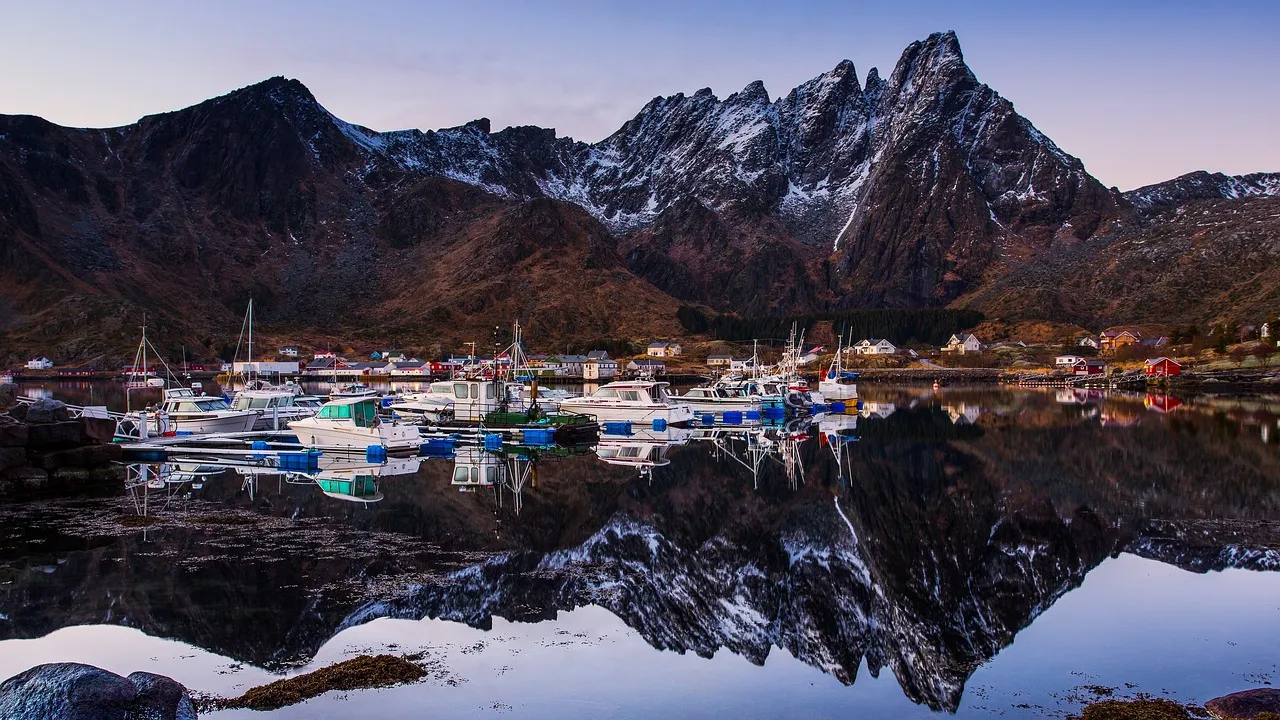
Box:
[0,384,124,500]
[0,663,197,719]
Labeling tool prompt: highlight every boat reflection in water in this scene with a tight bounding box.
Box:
[4,386,1280,719]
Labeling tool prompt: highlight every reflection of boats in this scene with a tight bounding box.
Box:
[316,475,383,503]
[288,397,420,450]
[859,401,897,419]
[451,446,506,488]
[818,412,859,435]
[560,381,694,425]
[595,425,692,476]
[675,386,762,416]
[159,387,259,434]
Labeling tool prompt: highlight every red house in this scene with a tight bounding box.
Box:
[1071,359,1106,376]
[1145,357,1182,377]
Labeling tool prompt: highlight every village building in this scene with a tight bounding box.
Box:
[853,339,898,355]
[1100,329,1142,352]
[627,359,668,375]
[554,355,590,376]
[387,360,427,376]
[942,334,984,354]
[1056,354,1084,366]
[1145,357,1182,377]
[1077,336,1102,350]
[706,354,733,367]
[57,366,96,377]
[25,357,53,370]
[1071,359,1107,376]
[583,357,619,380]
[234,360,303,376]
[586,350,611,361]
[646,342,683,357]
[728,357,756,371]
[278,345,300,358]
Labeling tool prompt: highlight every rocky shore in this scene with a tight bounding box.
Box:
[0,663,197,719]
[0,384,123,501]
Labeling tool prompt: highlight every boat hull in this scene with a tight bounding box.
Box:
[817,381,858,401]
[679,398,763,416]
[168,412,260,435]
[557,401,694,426]
[288,418,421,450]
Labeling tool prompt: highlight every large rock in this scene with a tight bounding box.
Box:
[0,422,28,448]
[25,421,85,449]
[6,404,27,422]
[1206,688,1280,719]
[82,417,118,444]
[0,662,197,719]
[0,383,16,410]
[24,399,71,424]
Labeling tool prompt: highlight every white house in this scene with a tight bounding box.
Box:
[583,358,619,380]
[554,355,590,376]
[728,357,755,371]
[278,345,300,358]
[646,342,683,358]
[706,354,733,367]
[853,339,898,355]
[942,334,984,354]
[25,357,53,370]
[627,359,667,375]
[1055,354,1084,366]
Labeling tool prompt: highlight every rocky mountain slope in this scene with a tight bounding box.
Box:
[0,31,1274,363]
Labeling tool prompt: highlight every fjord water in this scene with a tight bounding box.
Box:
[1,385,1277,718]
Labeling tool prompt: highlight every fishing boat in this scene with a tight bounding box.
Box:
[386,380,460,423]
[158,387,260,434]
[443,378,598,442]
[818,333,859,401]
[559,380,694,425]
[330,382,377,399]
[595,426,691,475]
[676,386,762,415]
[288,396,420,450]
[230,386,318,430]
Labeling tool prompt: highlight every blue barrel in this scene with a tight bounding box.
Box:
[419,438,456,457]
[763,407,785,420]
[652,418,667,431]
[701,413,715,426]
[603,421,633,436]
[483,433,503,452]
[830,401,846,413]
[744,410,761,421]
[279,450,320,472]
[366,444,387,463]
[723,411,743,425]
[251,440,269,450]
[811,403,829,414]
[855,400,864,411]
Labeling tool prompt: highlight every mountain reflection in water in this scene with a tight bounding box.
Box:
[1,386,1278,713]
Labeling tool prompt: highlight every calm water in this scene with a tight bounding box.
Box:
[1,384,1279,718]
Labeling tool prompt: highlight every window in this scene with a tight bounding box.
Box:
[471,384,481,399]
[619,390,642,402]
[485,466,499,483]
[454,383,469,399]
[453,466,474,484]
[593,388,618,398]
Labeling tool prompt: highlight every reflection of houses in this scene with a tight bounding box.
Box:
[942,334,983,354]
[859,401,896,419]
[1144,394,1183,414]
[854,339,898,355]
[57,366,96,377]
[1100,329,1142,352]
[1100,406,1142,427]
[943,403,982,425]
[1145,357,1182,377]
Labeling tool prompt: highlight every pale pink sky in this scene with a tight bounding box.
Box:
[1,0,1276,190]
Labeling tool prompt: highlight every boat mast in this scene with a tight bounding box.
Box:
[247,298,254,385]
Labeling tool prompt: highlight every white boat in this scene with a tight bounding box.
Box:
[288,396,420,450]
[676,386,762,416]
[388,380,460,423]
[558,380,694,425]
[230,387,318,430]
[158,387,259,434]
[331,382,377,399]
[817,333,859,401]
[595,427,691,475]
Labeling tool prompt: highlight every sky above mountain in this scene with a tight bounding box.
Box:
[2,0,1276,190]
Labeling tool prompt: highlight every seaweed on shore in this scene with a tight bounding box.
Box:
[200,654,426,711]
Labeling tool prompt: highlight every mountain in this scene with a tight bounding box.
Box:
[0,32,1274,363]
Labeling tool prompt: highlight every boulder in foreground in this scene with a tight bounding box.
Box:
[0,662,196,720]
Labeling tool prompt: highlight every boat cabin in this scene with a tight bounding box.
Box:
[316,397,381,427]
[162,387,233,414]
[447,379,507,422]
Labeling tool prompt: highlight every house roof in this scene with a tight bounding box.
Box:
[587,350,610,359]
[632,359,666,366]
[1146,357,1180,366]
[707,354,732,359]
[392,360,425,369]
[557,354,590,363]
